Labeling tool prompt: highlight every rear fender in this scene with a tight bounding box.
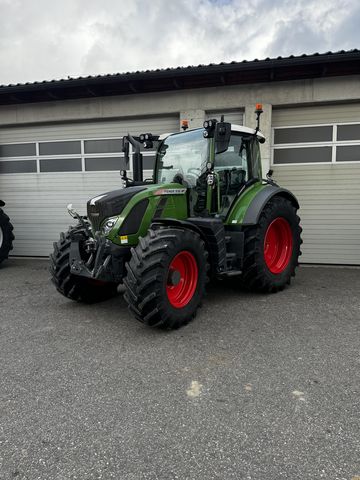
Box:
[227,184,299,226]
[0,200,5,207]
[242,186,299,225]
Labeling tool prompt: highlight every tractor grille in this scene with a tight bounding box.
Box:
[86,186,146,233]
[87,204,103,232]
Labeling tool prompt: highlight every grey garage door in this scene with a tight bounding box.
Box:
[272,103,360,265]
[0,115,179,256]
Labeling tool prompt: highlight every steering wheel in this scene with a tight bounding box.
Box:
[185,168,201,186]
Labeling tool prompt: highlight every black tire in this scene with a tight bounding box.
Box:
[241,196,302,292]
[0,208,14,265]
[123,228,208,329]
[50,227,118,303]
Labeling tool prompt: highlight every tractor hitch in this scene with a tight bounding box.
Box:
[69,233,129,283]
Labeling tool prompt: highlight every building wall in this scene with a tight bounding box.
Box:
[2,75,360,128]
[1,75,359,175]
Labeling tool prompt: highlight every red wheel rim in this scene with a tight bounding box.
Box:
[264,217,293,274]
[166,251,198,308]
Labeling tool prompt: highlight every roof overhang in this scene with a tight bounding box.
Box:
[0,50,359,106]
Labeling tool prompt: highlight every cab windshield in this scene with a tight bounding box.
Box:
[155,129,209,186]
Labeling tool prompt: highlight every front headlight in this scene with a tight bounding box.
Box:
[101,216,118,235]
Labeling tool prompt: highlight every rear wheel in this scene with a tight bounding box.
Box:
[241,196,302,292]
[0,208,14,265]
[50,227,118,303]
[123,228,208,329]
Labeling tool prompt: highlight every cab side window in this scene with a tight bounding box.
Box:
[215,134,250,216]
[215,134,249,181]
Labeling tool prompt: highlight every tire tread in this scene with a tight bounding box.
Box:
[241,196,302,293]
[123,227,208,329]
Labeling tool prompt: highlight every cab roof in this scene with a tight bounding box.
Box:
[231,124,265,140]
[159,125,265,141]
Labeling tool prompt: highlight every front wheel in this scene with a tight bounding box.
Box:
[241,196,302,292]
[123,228,208,329]
[50,227,119,303]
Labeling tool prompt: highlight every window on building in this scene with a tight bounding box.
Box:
[273,147,332,164]
[0,143,36,157]
[84,139,123,154]
[85,157,126,171]
[40,158,82,172]
[272,123,360,165]
[0,137,129,174]
[39,141,81,156]
[274,126,332,144]
[0,160,37,174]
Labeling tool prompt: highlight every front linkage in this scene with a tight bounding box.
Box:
[69,227,128,284]
[65,206,129,284]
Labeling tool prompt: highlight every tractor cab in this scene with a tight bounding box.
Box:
[122,115,265,220]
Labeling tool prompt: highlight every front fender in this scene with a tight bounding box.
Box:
[108,183,188,246]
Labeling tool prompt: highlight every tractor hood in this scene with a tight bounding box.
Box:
[87,186,146,232]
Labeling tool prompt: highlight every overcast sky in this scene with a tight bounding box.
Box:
[0,0,359,85]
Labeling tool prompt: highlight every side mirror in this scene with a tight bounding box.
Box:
[214,121,231,154]
[122,136,130,167]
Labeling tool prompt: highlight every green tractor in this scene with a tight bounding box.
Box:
[0,199,14,265]
[50,106,302,329]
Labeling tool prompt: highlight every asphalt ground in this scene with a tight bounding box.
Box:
[0,259,359,480]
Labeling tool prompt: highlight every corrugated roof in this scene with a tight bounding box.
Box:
[0,49,359,105]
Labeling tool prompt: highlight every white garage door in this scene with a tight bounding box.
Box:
[272,103,360,265]
[0,115,179,256]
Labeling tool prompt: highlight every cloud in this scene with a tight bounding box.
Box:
[264,0,360,57]
[0,0,359,85]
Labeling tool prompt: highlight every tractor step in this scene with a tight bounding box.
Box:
[217,269,242,277]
